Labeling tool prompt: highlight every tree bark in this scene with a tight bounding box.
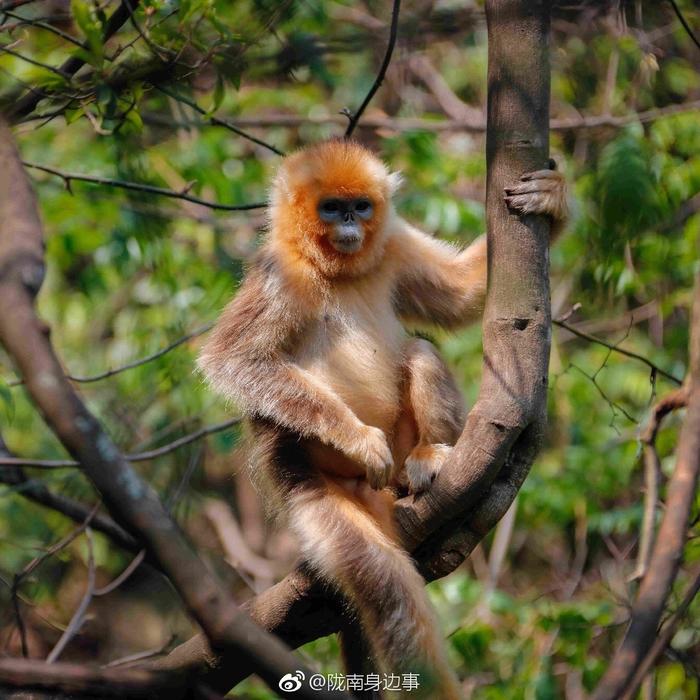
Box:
[147,0,555,691]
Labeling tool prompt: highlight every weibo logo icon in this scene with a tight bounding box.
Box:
[278,671,305,692]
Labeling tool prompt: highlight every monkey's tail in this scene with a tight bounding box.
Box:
[288,480,462,700]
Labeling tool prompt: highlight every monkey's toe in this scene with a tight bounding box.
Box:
[405,444,451,495]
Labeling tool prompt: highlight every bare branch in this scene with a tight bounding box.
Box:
[8,323,213,386]
[22,161,266,211]
[0,417,241,469]
[1,10,86,50]
[0,0,42,9]
[669,0,700,53]
[203,499,277,592]
[623,567,700,699]
[554,318,682,385]
[136,98,700,135]
[0,42,73,78]
[94,549,146,596]
[632,388,689,580]
[0,657,189,698]
[344,0,401,138]
[9,0,143,120]
[0,435,138,553]
[155,85,285,156]
[46,528,96,663]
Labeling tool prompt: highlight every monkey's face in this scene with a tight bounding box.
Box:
[270,140,397,277]
[317,196,374,254]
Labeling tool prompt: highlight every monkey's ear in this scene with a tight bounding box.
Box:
[388,171,404,195]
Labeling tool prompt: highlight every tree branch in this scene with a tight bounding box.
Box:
[0,657,189,699]
[632,388,689,580]
[154,85,284,156]
[554,318,682,385]
[669,0,700,53]
[136,98,700,135]
[9,0,142,120]
[0,418,241,469]
[8,323,213,386]
[592,272,700,699]
[22,161,266,211]
[0,434,138,553]
[623,567,700,699]
[344,0,401,138]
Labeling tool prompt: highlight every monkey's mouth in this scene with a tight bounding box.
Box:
[330,235,363,254]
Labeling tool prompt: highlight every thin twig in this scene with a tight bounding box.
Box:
[669,0,700,52]
[0,0,42,9]
[46,528,96,663]
[554,318,682,385]
[1,11,85,49]
[123,0,174,62]
[0,418,241,469]
[0,43,72,78]
[344,0,401,138]
[11,504,99,659]
[93,445,203,597]
[29,97,700,133]
[10,0,143,120]
[22,161,265,211]
[94,549,145,596]
[104,636,175,668]
[155,85,284,156]
[8,323,213,387]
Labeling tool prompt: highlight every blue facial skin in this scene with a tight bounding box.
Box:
[318,197,374,253]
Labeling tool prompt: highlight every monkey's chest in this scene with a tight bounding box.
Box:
[295,307,406,431]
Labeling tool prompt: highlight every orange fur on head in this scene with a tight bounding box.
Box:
[269,140,400,279]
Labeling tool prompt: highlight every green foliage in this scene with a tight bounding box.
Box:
[0,2,699,698]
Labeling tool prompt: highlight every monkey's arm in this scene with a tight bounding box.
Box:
[392,224,488,329]
[394,167,566,329]
[198,257,393,481]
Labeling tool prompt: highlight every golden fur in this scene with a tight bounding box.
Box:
[198,140,567,699]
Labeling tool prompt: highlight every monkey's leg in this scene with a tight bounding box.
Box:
[289,478,462,700]
[401,338,465,494]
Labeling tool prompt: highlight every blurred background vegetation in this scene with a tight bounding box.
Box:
[0,1,699,697]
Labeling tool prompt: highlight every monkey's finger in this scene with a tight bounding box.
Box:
[504,180,559,196]
[504,194,545,213]
[519,169,564,182]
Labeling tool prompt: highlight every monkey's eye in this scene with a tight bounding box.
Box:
[320,200,340,214]
[355,199,371,212]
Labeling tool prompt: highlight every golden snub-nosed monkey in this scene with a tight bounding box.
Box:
[198,139,567,699]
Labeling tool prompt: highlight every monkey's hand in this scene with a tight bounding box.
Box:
[503,165,567,234]
[351,425,394,490]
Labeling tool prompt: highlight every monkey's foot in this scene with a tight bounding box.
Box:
[503,168,567,221]
[405,443,451,495]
